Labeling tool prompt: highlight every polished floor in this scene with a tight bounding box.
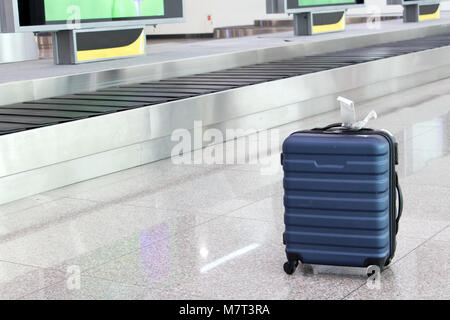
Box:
[0,78,449,300]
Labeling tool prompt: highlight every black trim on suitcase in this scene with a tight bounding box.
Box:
[282,124,403,271]
[395,172,403,234]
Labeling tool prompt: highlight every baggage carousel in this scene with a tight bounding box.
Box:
[1,34,450,136]
[1,17,450,204]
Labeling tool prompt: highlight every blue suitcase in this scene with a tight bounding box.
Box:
[281,123,403,274]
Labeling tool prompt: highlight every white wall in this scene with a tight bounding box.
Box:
[147,0,289,35]
[211,0,285,28]
[148,0,211,35]
[444,0,450,10]
[348,0,402,16]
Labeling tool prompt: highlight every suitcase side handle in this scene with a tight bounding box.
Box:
[395,172,403,234]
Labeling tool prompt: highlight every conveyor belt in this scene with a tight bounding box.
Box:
[1,34,449,136]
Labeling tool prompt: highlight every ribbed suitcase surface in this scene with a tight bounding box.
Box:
[282,132,395,268]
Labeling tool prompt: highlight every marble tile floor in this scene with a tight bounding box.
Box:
[0,78,449,300]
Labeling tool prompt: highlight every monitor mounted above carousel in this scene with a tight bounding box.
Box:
[285,0,365,35]
[387,0,443,23]
[0,0,185,64]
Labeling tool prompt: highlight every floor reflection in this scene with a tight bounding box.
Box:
[140,223,171,283]
[400,112,449,177]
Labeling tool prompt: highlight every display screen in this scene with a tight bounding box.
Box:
[287,0,363,9]
[44,0,165,22]
[298,0,356,6]
[17,0,183,30]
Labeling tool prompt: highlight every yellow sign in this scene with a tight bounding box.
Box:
[77,30,146,62]
[313,15,345,34]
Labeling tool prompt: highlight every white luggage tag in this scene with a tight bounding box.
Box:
[337,96,378,130]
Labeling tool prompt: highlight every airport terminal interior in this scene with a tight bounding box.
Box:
[0,0,449,301]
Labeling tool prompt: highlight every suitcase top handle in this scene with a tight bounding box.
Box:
[312,123,374,132]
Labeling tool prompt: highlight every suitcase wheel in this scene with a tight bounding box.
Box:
[384,257,393,267]
[283,260,299,275]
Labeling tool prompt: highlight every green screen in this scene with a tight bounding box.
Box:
[298,0,355,6]
[44,0,165,22]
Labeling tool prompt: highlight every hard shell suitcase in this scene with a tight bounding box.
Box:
[281,123,403,274]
